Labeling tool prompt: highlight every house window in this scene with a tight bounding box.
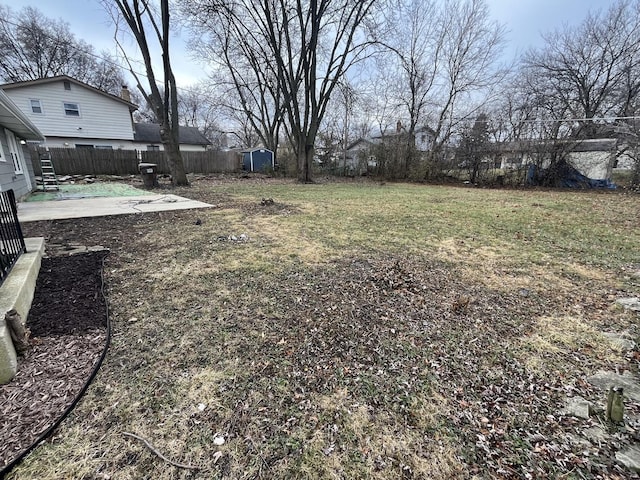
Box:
[95,145,113,150]
[147,145,160,151]
[64,102,80,117]
[63,80,71,91]
[75,144,94,149]
[30,99,43,114]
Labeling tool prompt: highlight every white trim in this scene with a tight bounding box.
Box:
[4,130,30,190]
[0,131,6,163]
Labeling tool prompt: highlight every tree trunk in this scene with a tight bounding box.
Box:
[297,143,314,183]
[159,125,189,186]
[165,142,189,186]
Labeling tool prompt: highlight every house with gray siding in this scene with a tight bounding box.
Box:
[0,90,44,199]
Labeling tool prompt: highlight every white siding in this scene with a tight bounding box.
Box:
[3,81,134,142]
[40,137,208,152]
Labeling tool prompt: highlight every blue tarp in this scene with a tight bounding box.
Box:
[526,163,616,189]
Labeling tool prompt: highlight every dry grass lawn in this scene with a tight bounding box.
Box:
[11,175,640,479]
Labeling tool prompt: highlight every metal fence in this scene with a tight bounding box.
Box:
[0,190,26,286]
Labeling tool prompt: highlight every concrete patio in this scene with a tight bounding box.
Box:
[18,194,212,222]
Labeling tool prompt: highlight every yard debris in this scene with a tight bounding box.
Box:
[213,435,225,446]
[217,233,249,243]
[260,198,275,206]
[616,297,640,312]
[560,396,593,419]
[602,332,636,351]
[606,386,625,423]
[616,445,640,472]
[122,432,201,470]
[212,451,223,463]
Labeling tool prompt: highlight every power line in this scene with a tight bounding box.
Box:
[494,115,640,124]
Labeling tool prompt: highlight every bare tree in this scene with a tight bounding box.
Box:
[374,0,507,180]
[177,83,223,144]
[523,0,640,138]
[185,7,286,154]
[493,1,640,186]
[104,0,188,186]
[0,5,127,94]
[456,113,494,184]
[182,0,377,182]
[373,0,443,177]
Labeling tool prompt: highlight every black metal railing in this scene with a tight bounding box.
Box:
[0,190,26,285]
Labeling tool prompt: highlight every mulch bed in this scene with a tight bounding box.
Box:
[0,251,108,471]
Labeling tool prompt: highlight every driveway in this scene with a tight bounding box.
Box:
[18,194,212,222]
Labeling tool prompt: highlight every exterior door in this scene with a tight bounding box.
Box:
[4,129,31,190]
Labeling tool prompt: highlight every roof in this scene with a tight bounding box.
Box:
[371,125,436,140]
[346,138,374,151]
[133,123,211,146]
[499,138,617,153]
[241,147,273,153]
[0,89,44,141]
[0,75,138,112]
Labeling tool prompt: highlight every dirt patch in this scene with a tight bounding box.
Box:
[0,251,108,471]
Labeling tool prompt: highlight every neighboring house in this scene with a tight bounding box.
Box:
[497,139,617,180]
[371,124,436,152]
[1,76,213,154]
[1,75,137,150]
[0,89,44,199]
[343,124,437,173]
[343,138,376,173]
[133,123,211,152]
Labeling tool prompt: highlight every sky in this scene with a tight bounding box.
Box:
[5,0,611,87]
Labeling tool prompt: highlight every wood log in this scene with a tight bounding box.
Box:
[6,309,30,354]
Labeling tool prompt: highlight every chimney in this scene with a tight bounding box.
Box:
[120,85,131,103]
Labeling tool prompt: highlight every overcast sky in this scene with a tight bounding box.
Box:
[6,0,610,86]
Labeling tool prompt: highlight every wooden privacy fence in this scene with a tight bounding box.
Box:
[29,147,240,176]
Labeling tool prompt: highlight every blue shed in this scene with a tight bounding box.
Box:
[242,148,274,172]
